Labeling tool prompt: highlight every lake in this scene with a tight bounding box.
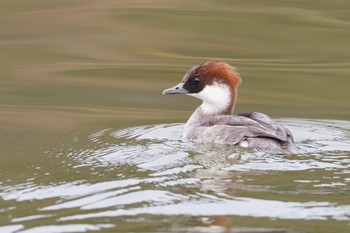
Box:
[0,1,349,232]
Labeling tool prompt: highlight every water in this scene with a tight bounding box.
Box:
[1,1,350,232]
[1,119,349,232]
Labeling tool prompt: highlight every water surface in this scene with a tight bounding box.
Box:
[1,119,350,232]
[1,1,350,232]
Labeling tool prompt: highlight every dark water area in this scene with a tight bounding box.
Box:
[0,1,349,232]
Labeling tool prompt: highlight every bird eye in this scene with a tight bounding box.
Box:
[183,75,204,94]
[193,77,200,82]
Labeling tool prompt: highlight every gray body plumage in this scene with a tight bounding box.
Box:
[183,108,298,154]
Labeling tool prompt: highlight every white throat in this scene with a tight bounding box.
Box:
[189,83,231,115]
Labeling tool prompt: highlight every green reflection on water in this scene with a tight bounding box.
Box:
[1,0,349,133]
[1,1,350,232]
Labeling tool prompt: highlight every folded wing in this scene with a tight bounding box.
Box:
[199,112,294,145]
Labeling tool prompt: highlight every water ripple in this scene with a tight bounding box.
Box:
[1,119,349,232]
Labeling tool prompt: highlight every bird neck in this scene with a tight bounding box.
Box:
[199,91,237,116]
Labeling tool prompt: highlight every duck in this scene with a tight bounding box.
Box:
[162,61,298,154]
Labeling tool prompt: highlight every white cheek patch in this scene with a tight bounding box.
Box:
[189,83,231,115]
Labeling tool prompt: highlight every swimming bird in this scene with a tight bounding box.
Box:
[163,61,298,154]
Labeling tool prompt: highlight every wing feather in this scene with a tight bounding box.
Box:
[200,112,293,143]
